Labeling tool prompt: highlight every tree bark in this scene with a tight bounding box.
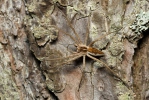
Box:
[0,0,149,100]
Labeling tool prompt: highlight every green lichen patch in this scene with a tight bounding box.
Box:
[24,5,58,46]
[44,72,66,93]
[108,41,124,56]
[116,82,134,100]
[31,25,58,46]
[0,44,20,99]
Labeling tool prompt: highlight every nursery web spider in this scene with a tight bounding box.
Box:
[46,6,129,88]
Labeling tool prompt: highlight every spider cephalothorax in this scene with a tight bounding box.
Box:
[76,44,88,53]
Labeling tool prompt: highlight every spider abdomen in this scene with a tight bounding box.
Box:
[87,47,104,56]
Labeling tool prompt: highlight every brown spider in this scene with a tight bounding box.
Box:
[46,6,129,88]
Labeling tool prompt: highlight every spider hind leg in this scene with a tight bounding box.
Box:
[87,54,130,89]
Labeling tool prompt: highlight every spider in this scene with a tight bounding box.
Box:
[46,6,129,89]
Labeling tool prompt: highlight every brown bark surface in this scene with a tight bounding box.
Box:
[0,0,149,100]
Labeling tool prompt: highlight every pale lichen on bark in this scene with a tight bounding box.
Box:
[0,0,149,100]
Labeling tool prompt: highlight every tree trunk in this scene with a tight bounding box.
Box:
[0,0,149,100]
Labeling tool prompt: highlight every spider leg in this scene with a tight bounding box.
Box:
[83,55,86,71]
[87,54,130,89]
[45,52,83,61]
[88,26,125,47]
[48,53,84,72]
[56,53,83,67]
[88,33,110,47]
[78,55,86,91]
[53,25,79,45]
[84,17,90,45]
[56,6,82,44]
[66,44,77,54]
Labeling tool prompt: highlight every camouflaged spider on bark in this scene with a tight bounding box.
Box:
[46,6,129,89]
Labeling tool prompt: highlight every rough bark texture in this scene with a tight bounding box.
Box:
[0,0,149,100]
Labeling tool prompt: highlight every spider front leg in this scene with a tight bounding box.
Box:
[86,54,130,89]
[65,43,78,54]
